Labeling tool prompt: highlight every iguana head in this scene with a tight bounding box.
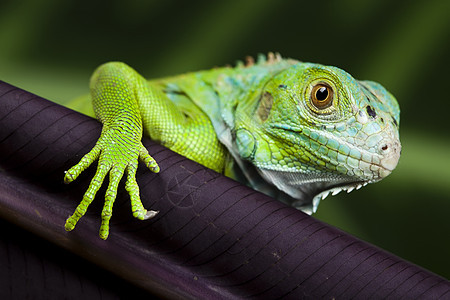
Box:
[234,62,401,213]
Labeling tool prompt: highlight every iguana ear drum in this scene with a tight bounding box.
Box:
[257,91,273,121]
[311,83,333,109]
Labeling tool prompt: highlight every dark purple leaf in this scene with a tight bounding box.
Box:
[0,80,448,299]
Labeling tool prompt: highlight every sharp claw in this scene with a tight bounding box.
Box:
[144,210,159,220]
[64,170,74,184]
[150,165,160,173]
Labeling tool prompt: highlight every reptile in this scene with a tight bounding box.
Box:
[64,53,401,240]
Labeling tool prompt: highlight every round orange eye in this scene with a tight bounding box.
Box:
[311,83,333,109]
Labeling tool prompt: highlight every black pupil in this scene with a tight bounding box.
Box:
[316,86,328,101]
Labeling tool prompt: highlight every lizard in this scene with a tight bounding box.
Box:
[63,53,401,240]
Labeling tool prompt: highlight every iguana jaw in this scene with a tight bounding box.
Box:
[307,143,401,213]
[256,163,394,215]
[309,180,374,214]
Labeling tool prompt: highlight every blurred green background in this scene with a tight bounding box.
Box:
[1,0,449,279]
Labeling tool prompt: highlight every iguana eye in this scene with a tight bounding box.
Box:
[311,83,333,109]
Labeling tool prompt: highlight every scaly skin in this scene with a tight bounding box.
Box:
[65,53,401,239]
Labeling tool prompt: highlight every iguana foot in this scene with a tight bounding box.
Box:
[64,128,159,239]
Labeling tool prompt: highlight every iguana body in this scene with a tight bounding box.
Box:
[64,53,401,239]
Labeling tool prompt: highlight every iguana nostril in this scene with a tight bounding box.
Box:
[379,139,401,173]
[366,105,377,118]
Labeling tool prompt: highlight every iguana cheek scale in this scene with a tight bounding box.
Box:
[64,53,401,239]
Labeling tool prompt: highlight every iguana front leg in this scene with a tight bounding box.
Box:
[64,62,160,240]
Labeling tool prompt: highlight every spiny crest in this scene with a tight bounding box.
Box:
[235,52,283,68]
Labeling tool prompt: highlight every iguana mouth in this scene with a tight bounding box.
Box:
[308,146,400,213]
[253,126,401,214]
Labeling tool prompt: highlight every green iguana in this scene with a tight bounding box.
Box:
[64,53,401,239]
